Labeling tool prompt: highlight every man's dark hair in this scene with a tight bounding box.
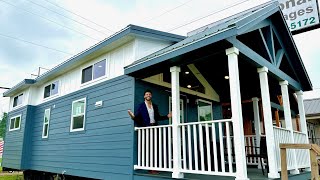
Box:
[144,89,152,95]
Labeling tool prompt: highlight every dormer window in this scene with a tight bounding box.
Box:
[44,81,59,98]
[13,94,23,107]
[81,59,106,84]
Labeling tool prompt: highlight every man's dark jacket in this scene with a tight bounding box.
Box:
[133,102,168,127]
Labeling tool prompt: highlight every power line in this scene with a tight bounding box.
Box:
[167,0,249,32]
[142,0,193,24]
[0,0,100,41]
[25,0,111,36]
[0,87,10,90]
[0,32,73,55]
[43,0,115,33]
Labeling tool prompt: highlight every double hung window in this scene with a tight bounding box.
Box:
[70,98,86,132]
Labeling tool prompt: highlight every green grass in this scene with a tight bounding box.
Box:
[0,174,23,180]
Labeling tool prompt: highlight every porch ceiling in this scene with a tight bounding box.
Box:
[124,1,312,93]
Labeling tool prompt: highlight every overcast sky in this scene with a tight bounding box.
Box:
[0,0,319,99]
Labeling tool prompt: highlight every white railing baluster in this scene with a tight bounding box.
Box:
[182,125,187,170]
[199,124,205,171]
[205,123,211,172]
[159,127,162,168]
[219,122,225,172]
[164,127,167,169]
[138,129,141,167]
[168,126,172,169]
[146,128,149,167]
[142,129,145,167]
[154,128,158,168]
[188,125,193,170]
[193,124,199,171]
[212,123,218,172]
[150,128,154,167]
[226,122,232,173]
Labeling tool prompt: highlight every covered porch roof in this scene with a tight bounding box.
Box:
[124,1,312,94]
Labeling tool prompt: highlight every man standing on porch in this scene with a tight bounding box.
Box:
[128,89,172,127]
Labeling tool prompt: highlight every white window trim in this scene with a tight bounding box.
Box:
[80,59,107,85]
[12,94,23,109]
[43,80,60,100]
[70,97,86,132]
[9,114,22,131]
[197,99,213,122]
[42,108,51,138]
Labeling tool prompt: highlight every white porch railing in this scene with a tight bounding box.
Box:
[134,119,236,177]
[135,125,173,172]
[226,135,266,165]
[178,119,235,176]
[293,131,309,168]
[273,126,296,171]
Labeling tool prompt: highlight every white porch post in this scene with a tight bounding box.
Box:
[252,97,262,169]
[257,67,280,178]
[170,66,183,178]
[296,90,311,171]
[280,80,299,174]
[226,47,249,180]
[296,91,309,140]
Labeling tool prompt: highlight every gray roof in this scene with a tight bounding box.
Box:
[124,1,276,71]
[124,0,312,91]
[4,25,185,97]
[304,98,320,116]
[3,79,35,97]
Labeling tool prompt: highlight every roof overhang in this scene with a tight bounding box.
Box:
[3,79,35,97]
[5,25,185,97]
[124,1,312,92]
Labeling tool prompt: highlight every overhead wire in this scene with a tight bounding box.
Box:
[43,0,115,33]
[25,0,111,36]
[0,32,73,55]
[0,0,101,41]
[167,0,250,32]
[142,0,193,24]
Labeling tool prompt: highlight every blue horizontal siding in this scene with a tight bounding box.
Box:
[2,106,28,170]
[27,75,135,179]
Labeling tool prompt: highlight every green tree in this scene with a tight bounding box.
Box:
[0,113,7,138]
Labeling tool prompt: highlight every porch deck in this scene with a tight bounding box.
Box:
[134,168,312,180]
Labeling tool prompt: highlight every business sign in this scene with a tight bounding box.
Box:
[278,0,320,33]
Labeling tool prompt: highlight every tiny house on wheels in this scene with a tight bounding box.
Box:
[2,2,315,180]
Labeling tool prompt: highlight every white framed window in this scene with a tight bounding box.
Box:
[13,94,23,108]
[169,97,184,124]
[81,59,106,84]
[42,108,51,138]
[197,99,213,122]
[44,81,59,99]
[9,114,21,131]
[70,98,86,132]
